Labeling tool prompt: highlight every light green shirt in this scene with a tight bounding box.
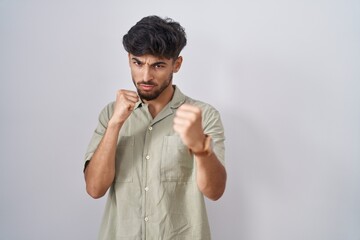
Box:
[85,86,225,240]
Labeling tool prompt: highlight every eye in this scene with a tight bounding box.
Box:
[133,61,142,67]
[154,64,164,69]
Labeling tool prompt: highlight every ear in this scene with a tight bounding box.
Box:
[173,56,183,73]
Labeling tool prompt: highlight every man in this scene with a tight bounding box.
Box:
[84,15,226,240]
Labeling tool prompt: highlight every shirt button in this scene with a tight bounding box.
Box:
[146,155,150,160]
[148,126,153,131]
[144,217,149,222]
[144,187,149,191]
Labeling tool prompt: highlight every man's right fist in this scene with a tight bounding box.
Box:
[110,89,139,125]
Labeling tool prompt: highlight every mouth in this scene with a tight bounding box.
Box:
[139,83,156,91]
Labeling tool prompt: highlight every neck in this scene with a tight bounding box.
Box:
[144,85,175,118]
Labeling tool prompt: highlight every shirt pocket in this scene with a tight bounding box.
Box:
[115,136,134,183]
[161,136,194,182]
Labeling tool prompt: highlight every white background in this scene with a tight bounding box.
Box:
[1,0,359,239]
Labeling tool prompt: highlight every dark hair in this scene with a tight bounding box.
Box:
[123,15,187,59]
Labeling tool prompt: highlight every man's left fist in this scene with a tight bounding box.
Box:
[173,104,206,153]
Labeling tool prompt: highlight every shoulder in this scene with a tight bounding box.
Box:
[184,96,220,118]
[174,86,219,116]
[98,101,116,122]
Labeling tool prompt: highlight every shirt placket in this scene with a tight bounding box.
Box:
[140,102,179,239]
[142,122,153,240]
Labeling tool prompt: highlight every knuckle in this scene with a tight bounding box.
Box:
[189,115,196,122]
[184,120,191,127]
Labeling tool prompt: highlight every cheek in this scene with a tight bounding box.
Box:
[157,70,172,80]
[131,69,141,80]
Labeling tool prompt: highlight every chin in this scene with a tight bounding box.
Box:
[140,95,158,101]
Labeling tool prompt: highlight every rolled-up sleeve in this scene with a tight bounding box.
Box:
[84,102,114,165]
[202,107,225,166]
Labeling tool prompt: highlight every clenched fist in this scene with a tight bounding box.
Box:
[173,104,206,153]
[110,90,139,125]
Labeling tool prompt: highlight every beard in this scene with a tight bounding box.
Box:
[133,73,173,101]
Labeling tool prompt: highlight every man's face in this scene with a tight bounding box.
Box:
[129,54,182,101]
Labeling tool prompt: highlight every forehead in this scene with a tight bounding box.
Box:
[129,54,172,64]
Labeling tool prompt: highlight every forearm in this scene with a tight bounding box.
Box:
[85,120,122,199]
[195,152,227,201]
[173,104,226,200]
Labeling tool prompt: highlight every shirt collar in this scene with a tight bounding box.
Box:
[170,85,186,109]
[134,99,143,109]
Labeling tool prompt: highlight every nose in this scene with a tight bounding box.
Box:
[143,66,153,82]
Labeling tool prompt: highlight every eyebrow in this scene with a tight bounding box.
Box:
[132,57,167,66]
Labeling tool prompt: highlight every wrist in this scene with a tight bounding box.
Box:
[108,118,124,129]
[191,134,213,157]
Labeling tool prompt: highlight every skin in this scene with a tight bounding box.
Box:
[173,104,226,200]
[85,54,226,200]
